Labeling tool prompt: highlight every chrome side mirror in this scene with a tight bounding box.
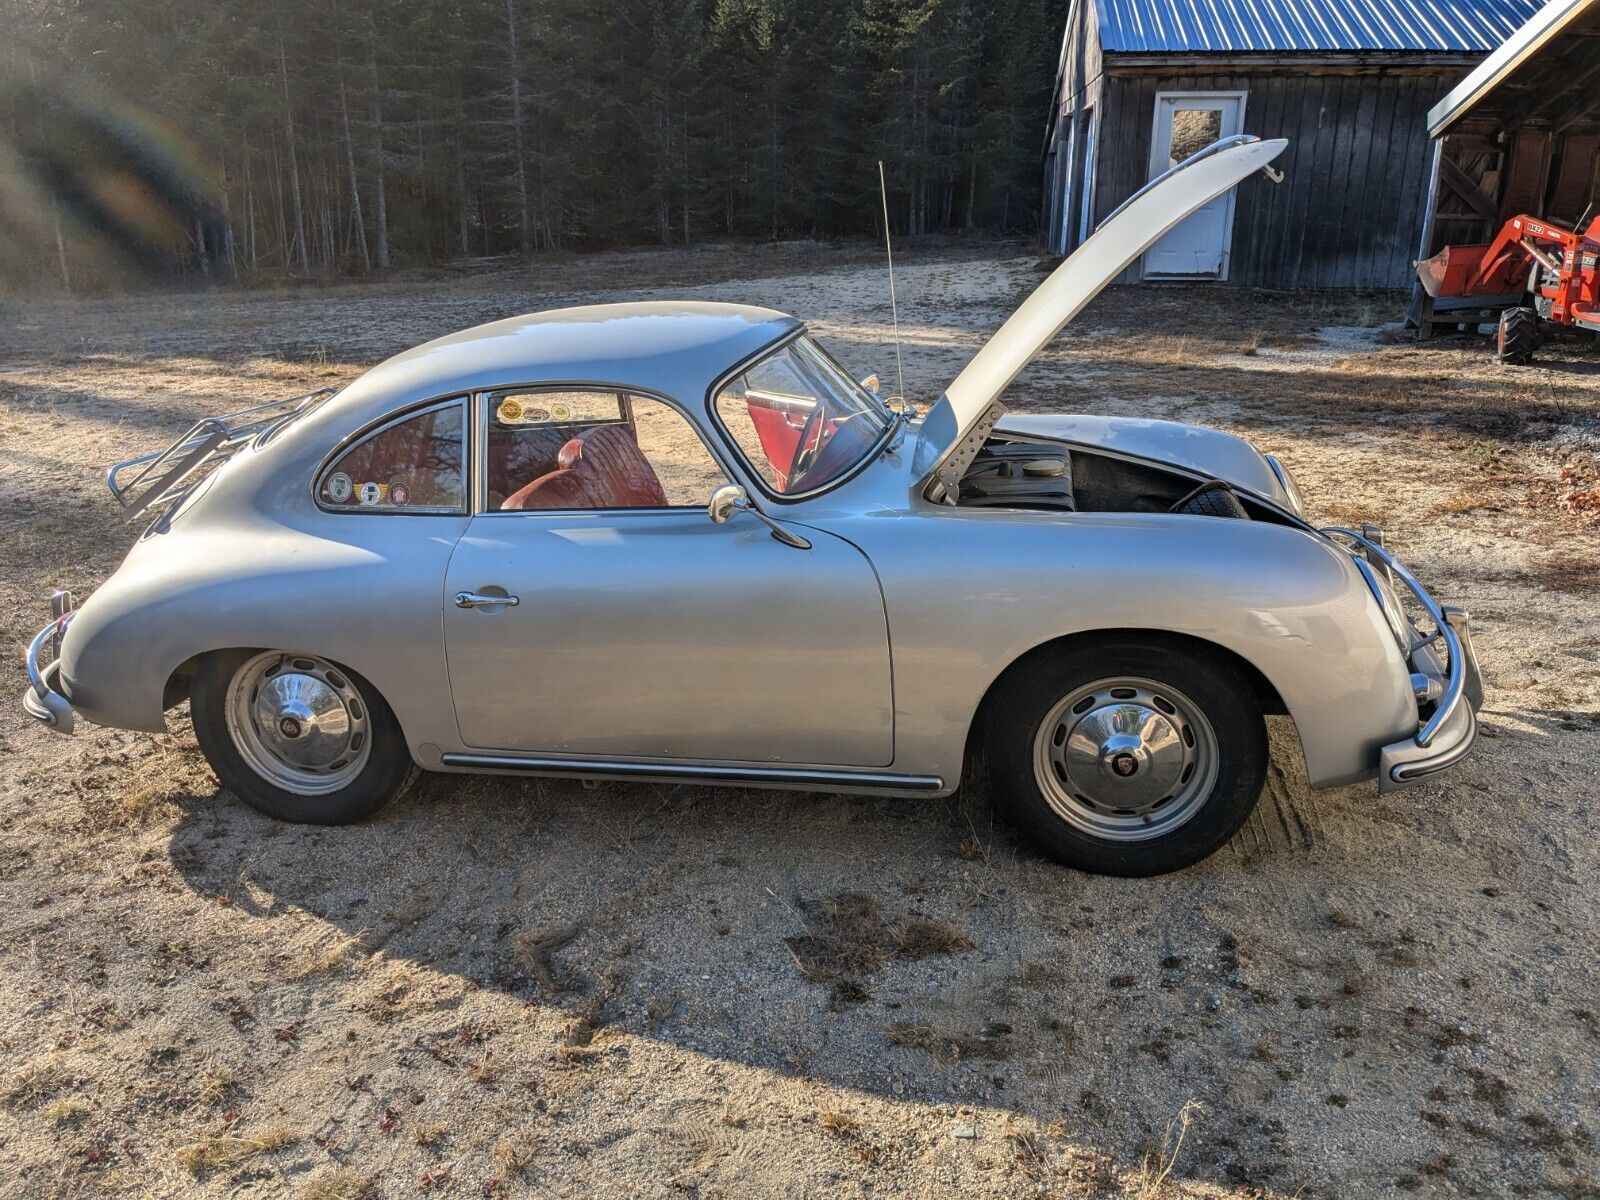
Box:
[706,483,811,550]
[708,483,748,524]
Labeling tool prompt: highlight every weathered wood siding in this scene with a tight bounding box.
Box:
[1043,0,1104,253]
[1087,66,1471,287]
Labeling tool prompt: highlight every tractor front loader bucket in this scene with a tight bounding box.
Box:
[1415,242,1527,300]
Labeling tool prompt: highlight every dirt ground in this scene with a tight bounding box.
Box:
[1,241,1597,1199]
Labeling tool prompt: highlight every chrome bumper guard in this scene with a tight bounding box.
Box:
[1323,528,1483,792]
[23,592,77,735]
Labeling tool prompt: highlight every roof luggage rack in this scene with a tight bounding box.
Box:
[106,387,337,521]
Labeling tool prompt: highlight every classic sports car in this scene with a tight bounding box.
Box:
[24,137,1481,876]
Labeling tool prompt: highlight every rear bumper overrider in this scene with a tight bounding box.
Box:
[23,592,77,735]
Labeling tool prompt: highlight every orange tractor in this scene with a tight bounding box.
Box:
[1417,209,1600,364]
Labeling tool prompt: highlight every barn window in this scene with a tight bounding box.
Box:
[1167,108,1223,166]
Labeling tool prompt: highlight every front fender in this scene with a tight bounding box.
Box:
[837,507,1416,790]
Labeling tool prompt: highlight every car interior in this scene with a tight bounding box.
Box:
[486,391,710,511]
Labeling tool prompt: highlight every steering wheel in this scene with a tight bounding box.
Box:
[787,402,827,487]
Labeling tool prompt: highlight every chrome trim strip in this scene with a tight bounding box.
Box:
[438,753,944,792]
[1263,453,1304,515]
[1390,710,1477,783]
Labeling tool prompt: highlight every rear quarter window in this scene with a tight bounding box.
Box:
[318,399,466,512]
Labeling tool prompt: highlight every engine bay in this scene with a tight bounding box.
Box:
[952,435,1277,521]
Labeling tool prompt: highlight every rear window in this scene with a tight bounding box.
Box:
[317,399,466,512]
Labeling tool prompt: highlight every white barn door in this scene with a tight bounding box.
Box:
[1143,92,1247,280]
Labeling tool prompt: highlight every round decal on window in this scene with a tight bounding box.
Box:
[325,472,353,504]
[358,481,384,506]
[550,402,572,421]
[388,480,410,507]
[497,397,524,423]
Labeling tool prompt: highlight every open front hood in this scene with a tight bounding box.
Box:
[916,135,1288,499]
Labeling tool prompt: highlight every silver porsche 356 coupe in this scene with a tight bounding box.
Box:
[25,137,1480,875]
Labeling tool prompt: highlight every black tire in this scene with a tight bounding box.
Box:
[984,638,1267,876]
[190,649,417,824]
[1170,480,1249,519]
[1496,306,1540,365]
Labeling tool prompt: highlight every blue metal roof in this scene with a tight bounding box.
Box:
[1095,0,1547,52]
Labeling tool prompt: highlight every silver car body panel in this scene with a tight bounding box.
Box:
[26,136,1476,803]
[442,510,895,765]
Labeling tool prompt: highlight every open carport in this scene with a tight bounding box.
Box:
[1411,0,1600,337]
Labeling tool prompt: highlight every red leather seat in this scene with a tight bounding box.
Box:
[501,424,667,510]
[566,424,668,506]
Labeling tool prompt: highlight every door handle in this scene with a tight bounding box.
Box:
[456,591,520,609]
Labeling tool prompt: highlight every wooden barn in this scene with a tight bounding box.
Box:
[1042,0,1543,287]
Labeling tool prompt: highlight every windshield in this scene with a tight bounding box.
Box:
[713,336,892,496]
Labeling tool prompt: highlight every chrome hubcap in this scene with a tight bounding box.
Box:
[225,653,370,795]
[1032,677,1218,842]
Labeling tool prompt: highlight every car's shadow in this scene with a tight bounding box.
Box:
[160,716,1533,1192]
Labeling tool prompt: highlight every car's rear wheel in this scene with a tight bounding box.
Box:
[191,650,416,824]
[985,638,1266,876]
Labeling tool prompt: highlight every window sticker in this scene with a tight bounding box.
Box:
[388,480,410,507]
[358,481,385,506]
[325,472,353,504]
[497,397,524,423]
[550,402,572,421]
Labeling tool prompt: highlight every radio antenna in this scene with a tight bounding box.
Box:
[877,160,907,407]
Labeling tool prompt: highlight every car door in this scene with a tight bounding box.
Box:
[442,390,894,766]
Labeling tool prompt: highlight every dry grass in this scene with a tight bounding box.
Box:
[1432,489,1505,517]
[42,1096,89,1125]
[175,1124,297,1176]
[886,1019,1015,1063]
[784,891,972,1008]
[299,1168,375,1200]
[492,1132,537,1177]
[287,933,363,979]
[411,1120,448,1148]
[196,1068,234,1105]
[2,1056,65,1109]
[1133,1100,1203,1199]
[1495,557,1600,595]
[817,1109,860,1137]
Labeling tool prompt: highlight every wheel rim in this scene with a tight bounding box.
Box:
[224,652,371,795]
[1031,676,1219,842]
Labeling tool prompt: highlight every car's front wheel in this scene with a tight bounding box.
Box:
[985,638,1266,876]
[191,650,417,824]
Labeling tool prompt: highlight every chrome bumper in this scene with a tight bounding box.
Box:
[23,594,77,735]
[1323,528,1483,792]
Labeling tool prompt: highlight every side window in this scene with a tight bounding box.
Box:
[318,399,465,512]
[487,390,726,511]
